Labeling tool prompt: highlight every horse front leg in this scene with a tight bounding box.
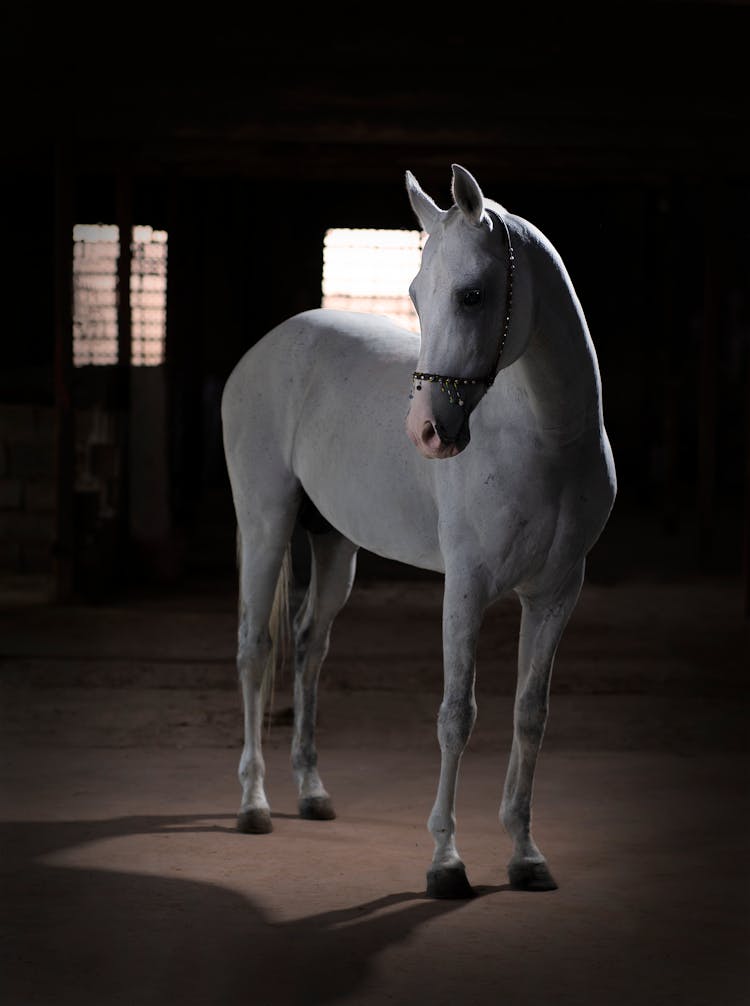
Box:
[500,561,585,889]
[426,577,486,899]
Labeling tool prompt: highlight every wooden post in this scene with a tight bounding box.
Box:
[657,188,680,535]
[53,142,74,600]
[744,348,750,617]
[116,172,133,565]
[697,184,720,569]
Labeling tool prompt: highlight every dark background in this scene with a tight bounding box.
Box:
[1,2,749,601]
[1,9,749,1004]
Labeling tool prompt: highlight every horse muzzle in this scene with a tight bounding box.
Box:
[405,383,474,460]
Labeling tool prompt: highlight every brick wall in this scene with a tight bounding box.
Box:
[0,405,57,576]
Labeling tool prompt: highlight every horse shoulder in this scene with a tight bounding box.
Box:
[517,428,617,595]
[436,420,614,597]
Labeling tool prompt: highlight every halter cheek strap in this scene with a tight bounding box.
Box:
[411,215,515,407]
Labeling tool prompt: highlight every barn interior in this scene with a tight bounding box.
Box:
[2,7,749,1005]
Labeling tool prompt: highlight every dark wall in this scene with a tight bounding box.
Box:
[2,7,749,588]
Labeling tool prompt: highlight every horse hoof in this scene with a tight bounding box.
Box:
[508,860,558,891]
[299,796,336,820]
[237,808,273,834]
[426,865,475,900]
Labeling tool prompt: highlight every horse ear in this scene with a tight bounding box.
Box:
[451,164,486,226]
[406,170,445,234]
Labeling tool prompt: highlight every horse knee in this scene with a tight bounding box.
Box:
[240,640,269,665]
[238,612,271,656]
[510,676,546,740]
[437,696,477,751]
[237,626,272,690]
[514,687,548,747]
[294,619,330,676]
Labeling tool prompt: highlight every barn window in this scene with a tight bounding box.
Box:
[130,225,168,366]
[73,223,168,367]
[321,228,425,333]
[73,224,119,366]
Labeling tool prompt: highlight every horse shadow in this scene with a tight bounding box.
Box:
[1,813,508,1006]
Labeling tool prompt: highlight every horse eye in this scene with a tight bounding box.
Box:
[462,288,482,307]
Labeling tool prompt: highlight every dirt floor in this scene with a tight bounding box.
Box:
[1,572,749,1005]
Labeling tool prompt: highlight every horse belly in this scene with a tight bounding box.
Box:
[282,315,443,570]
[227,309,443,570]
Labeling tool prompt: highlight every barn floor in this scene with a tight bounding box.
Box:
[1,571,748,1005]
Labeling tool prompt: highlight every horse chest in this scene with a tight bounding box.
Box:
[435,436,596,589]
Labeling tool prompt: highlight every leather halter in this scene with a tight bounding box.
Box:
[411,214,515,407]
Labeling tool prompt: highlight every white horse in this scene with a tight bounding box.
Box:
[221,165,616,898]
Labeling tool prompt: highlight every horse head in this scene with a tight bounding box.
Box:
[404,164,519,460]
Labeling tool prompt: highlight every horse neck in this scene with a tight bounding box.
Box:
[509,228,603,443]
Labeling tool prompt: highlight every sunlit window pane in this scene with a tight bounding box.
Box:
[321,228,425,333]
[72,223,168,367]
[73,224,119,366]
[130,225,168,366]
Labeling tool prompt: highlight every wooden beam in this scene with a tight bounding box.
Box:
[697,184,721,568]
[657,188,680,535]
[116,172,133,397]
[744,348,750,617]
[116,172,133,562]
[53,142,74,599]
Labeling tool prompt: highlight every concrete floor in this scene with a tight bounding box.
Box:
[1,574,749,1005]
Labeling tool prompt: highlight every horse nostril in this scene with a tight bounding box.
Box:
[421,420,438,445]
[434,422,455,446]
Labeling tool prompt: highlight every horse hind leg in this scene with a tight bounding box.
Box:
[500,560,586,889]
[235,502,298,835]
[292,528,358,821]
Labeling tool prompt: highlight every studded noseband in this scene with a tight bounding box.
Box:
[411,214,515,407]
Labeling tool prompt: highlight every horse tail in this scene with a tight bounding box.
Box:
[264,545,293,723]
